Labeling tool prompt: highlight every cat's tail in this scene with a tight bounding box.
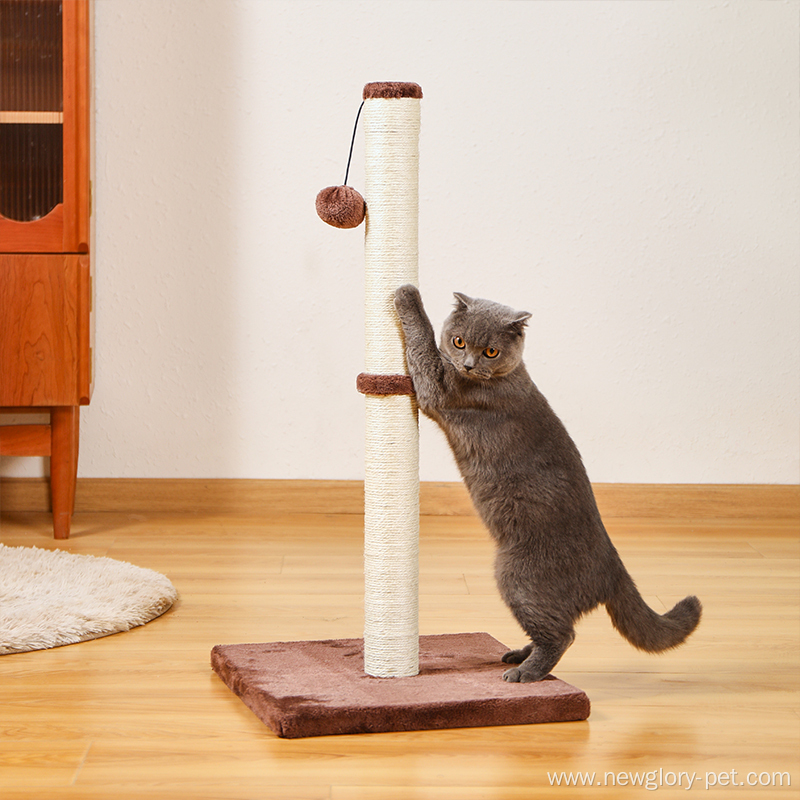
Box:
[605,571,702,653]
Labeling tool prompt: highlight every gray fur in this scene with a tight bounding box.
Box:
[394,285,702,683]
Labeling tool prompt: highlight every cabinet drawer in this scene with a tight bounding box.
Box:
[0,254,90,406]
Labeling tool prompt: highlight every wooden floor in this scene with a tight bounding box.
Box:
[1,504,798,799]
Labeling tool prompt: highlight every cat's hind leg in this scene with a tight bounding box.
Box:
[502,632,575,683]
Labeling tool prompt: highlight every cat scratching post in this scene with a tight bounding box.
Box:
[210,81,590,737]
[361,82,422,678]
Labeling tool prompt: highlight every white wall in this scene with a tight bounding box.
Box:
[3,0,798,484]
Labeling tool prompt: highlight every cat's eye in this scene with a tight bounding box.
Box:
[453,337,466,349]
[484,347,500,358]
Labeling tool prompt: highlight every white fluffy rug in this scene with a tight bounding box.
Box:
[0,543,177,655]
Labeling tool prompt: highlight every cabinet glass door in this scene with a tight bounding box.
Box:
[0,0,63,223]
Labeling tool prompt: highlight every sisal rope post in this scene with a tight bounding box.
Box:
[361,82,423,678]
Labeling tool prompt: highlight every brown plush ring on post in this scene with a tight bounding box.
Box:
[357,373,415,396]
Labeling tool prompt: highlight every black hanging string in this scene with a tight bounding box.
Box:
[343,100,364,186]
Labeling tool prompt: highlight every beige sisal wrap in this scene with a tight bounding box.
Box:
[362,83,422,678]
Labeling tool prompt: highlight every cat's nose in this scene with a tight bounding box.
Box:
[464,362,474,372]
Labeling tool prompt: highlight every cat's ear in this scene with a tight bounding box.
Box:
[507,311,532,335]
[453,292,473,310]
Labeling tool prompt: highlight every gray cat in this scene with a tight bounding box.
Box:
[394,284,702,683]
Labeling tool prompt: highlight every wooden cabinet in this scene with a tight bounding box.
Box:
[0,0,94,538]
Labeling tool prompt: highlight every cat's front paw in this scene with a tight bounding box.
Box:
[393,284,423,319]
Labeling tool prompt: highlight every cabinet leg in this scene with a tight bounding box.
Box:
[51,406,79,539]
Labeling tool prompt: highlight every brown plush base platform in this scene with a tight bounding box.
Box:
[211,632,590,738]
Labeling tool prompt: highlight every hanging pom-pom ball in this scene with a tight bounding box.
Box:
[316,100,366,229]
[315,185,366,229]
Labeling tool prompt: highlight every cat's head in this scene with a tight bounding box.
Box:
[440,292,531,380]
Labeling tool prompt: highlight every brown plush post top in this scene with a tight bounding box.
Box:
[357,373,415,396]
[363,82,423,100]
